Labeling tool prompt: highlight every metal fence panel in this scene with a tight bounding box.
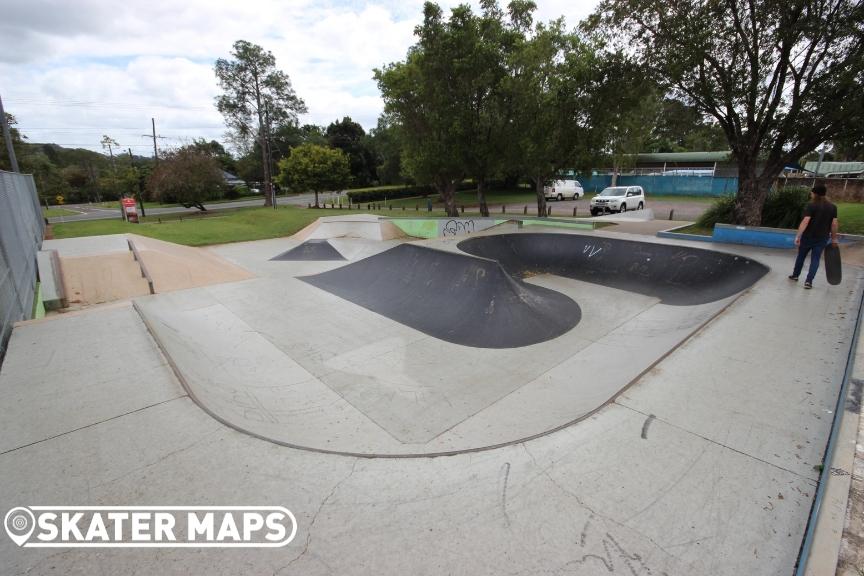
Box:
[0,170,44,362]
[579,174,739,196]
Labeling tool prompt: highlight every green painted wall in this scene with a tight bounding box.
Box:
[391,219,439,239]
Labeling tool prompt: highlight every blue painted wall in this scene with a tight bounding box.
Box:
[577,175,738,197]
[712,224,796,249]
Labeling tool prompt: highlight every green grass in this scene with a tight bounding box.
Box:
[672,203,864,236]
[670,223,714,236]
[837,203,864,235]
[51,206,488,246]
[49,203,601,246]
[42,207,79,218]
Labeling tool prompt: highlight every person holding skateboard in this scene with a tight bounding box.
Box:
[789,184,839,289]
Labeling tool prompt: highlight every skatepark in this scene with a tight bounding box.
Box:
[2,213,863,574]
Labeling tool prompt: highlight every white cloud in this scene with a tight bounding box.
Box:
[1,0,599,154]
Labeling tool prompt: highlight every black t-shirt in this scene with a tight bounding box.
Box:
[803,200,837,239]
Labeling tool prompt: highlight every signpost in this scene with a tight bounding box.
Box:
[121,197,139,223]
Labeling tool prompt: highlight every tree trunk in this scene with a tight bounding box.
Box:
[477,178,489,217]
[535,177,547,217]
[261,132,272,207]
[442,181,458,217]
[610,159,619,187]
[733,157,771,226]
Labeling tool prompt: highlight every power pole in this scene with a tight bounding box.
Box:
[0,92,20,172]
[142,119,167,160]
[151,118,159,161]
[128,148,145,217]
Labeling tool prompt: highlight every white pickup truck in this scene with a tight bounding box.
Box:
[543,180,584,201]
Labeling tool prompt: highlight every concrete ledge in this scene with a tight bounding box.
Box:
[713,223,798,248]
[36,249,66,309]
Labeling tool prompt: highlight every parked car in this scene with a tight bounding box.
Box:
[589,186,645,215]
[543,179,584,201]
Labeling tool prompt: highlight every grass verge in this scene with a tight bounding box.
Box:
[43,207,80,218]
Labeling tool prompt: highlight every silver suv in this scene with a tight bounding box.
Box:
[590,186,645,215]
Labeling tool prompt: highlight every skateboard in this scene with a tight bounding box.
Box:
[824,243,842,285]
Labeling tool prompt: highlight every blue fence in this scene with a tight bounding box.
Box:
[578,175,738,197]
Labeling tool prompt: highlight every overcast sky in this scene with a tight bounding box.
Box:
[1,0,600,156]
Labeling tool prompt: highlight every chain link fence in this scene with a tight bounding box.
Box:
[0,170,44,362]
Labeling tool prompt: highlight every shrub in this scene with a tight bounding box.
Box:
[696,194,736,228]
[696,186,810,230]
[347,185,433,204]
[346,181,478,204]
[761,186,810,229]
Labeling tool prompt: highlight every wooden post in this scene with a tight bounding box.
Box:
[669,209,675,220]
[523,205,527,215]
[502,205,506,214]
[573,206,577,217]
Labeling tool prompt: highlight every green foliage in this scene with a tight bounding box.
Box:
[698,186,811,229]
[696,195,737,229]
[147,147,225,209]
[276,144,350,206]
[347,185,433,204]
[588,0,864,225]
[648,98,727,153]
[215,39,307,206]
[325,117,377,187]
[761,187,811,229]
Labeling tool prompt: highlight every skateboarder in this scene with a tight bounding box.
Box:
[789,184,838,289]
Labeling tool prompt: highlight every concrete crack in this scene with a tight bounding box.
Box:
[275,459,359,575]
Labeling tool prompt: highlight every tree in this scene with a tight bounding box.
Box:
[147,147,224,210]
[368,114,407,185]
[189,139,236,173]
[215,40,307,207]
[326,117,377,187]
[0,113,25,172]
[587,53,661,184]
[458,0,516,217]
[375,3,475,217]
[507,11,596,216]
[589,0,864,225]
[648,98,728,153]
[276,144,350,208]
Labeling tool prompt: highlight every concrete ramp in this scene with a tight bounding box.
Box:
[293,215,408,241]
[271,239,345,261]
[300,244,581,348]
[458,233,768,305]
[128,234,253,293]
[62,251,151,307]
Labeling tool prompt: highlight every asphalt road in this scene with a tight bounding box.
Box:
[49,192,712,224]
[47,191,346,224]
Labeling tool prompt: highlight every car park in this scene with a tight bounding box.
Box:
[543,179,584,201]
[589,186,645,215]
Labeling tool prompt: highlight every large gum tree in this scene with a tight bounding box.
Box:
[215,40,307,207]
[588,0,864,225]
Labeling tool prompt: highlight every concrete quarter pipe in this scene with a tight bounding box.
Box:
[458,233,769,306]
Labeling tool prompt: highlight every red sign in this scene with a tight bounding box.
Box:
[121,198,139,223]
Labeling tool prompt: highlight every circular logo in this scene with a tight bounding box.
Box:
[4,507,35,546]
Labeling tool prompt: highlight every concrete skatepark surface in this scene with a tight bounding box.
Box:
[300,243,582,348]
[2,218,863,575]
